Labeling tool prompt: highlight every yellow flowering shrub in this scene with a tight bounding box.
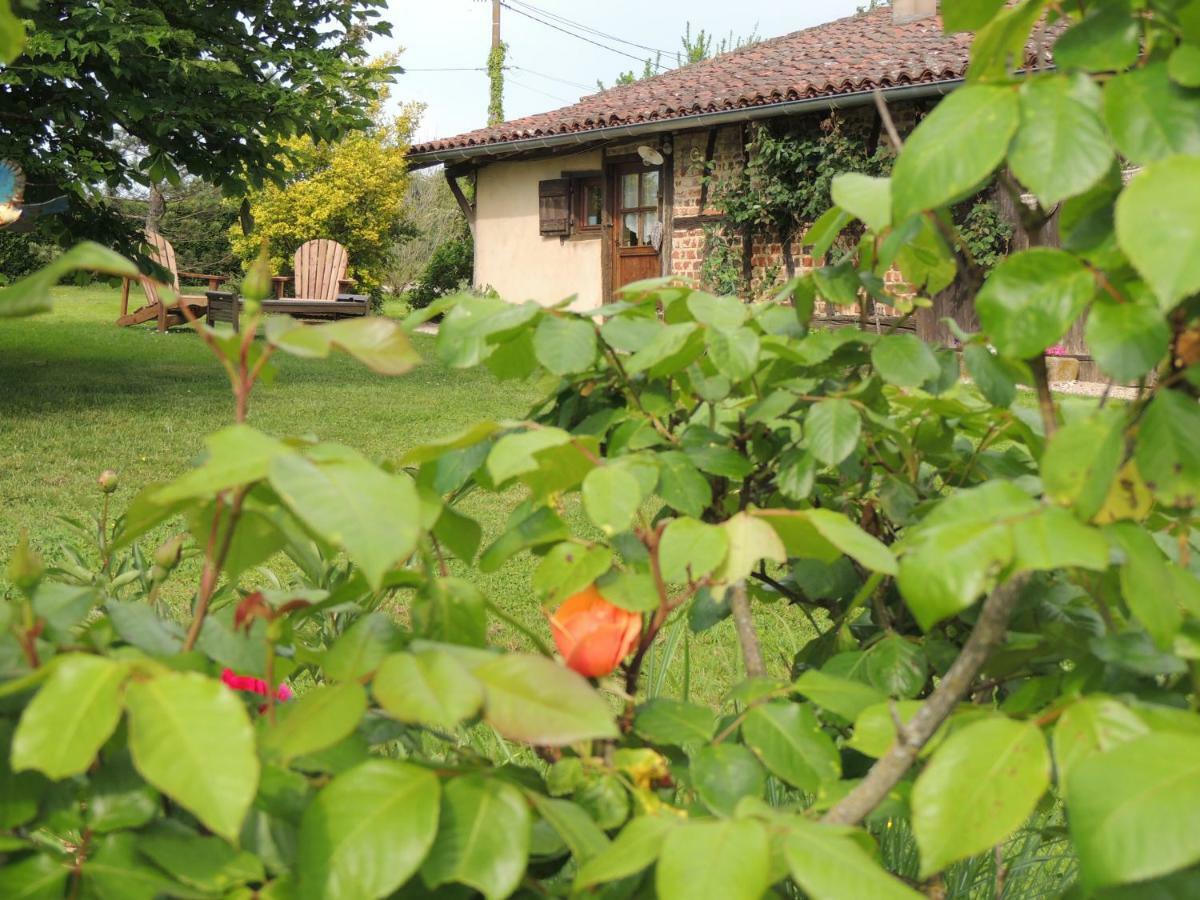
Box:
[231,103,416,297]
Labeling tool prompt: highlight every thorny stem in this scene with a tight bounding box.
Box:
[264,642,278,724]
[872,89,904,154]
[822,573,1031,826]
[182,488,248,652]
[1030,354,1059,439]
[729,580,766,678]
[623,524,673,697]
[99,493,111,572]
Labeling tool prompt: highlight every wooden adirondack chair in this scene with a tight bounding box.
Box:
[272,239,354,300]
[207,239,368,331]
[117,231,226,332]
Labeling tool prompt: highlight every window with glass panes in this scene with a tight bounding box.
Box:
[575,177,603,232]
[616,168,660,247]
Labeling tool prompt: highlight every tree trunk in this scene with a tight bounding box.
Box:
[145,182,165,234]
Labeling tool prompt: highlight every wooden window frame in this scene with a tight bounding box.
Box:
[572,176,604,235]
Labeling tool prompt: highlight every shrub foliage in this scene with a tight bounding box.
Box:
[5,1,1200,898]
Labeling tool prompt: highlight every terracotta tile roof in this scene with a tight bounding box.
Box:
[410,8,977,157]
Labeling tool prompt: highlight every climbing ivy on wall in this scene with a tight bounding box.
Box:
[701,109,1012,296]
[487,41,507,126]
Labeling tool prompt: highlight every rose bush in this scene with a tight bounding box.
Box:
[5,0,1200,897]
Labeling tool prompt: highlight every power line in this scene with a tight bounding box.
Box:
[506,0,674,57]
[508,64,593,92]
[505,76,572,103]
[499,2,669,70]
[403,67,488,72]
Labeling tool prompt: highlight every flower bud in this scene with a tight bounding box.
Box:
[549,585,641,678]
[152,534,185,571]
[97,469,119,494]
[6,531,44,593]
[242,247,272,303]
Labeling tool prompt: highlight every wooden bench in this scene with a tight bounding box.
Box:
[205,291,370,332]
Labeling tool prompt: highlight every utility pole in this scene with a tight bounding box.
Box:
[486,0,505,125]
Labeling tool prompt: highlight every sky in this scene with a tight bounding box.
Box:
[376,0,868,145]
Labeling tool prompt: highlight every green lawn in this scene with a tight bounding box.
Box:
[0,285,815,702]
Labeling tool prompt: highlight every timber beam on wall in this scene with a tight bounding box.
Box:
[445,165,477,238]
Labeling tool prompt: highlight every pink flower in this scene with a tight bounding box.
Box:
[221,668,293,702]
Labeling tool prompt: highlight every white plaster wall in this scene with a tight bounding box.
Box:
[473,150,603,310]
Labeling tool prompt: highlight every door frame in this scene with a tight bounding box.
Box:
[602,152,671,302]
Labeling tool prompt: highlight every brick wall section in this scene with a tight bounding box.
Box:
[665,103,925,310]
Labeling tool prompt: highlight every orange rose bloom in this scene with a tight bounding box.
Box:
[549,585,642,678]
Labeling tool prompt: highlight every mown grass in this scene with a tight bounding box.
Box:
[0,285,816,703]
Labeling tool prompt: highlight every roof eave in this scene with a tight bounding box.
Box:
[406,78,964,170]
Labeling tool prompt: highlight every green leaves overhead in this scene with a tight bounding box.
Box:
[690,744,766,816]
[299,760,440,900]
[891,85,1020,222]
[422,774,530,900]
[269,316,421,376]
[897,482,1035,629]
[582,465,642,535]
[473,654,618,745]
[1009,74,1113,206]
[1052,696,1147,788]
[269,450,420,590]
[913,718,1050,876]
[794,670,886,722]
[963,344,1020,408]
[1103,63,1200,165]
[1116,157,1200,311]
[0,0,25,63]
[742,702,841,791]
[373,651,483,731]
[976,249,1096,359]
[1135,390,1200,508]
[805,398,862,466]
[262,682,368,764]
[1040,411,1124,520]
[1068,733,1200,889]
[785,820,923,900]
[1053,1,1140,72]
[831,173,892,232]
[533,314,597,376]
[634,699,718,747]
[125,672,259,843]
[659,517,729,583]
[705,326,761,382]
[1169,42,1200,88]
[12,655,126,780]
[155,425,288,504]
[756,508,897,575]
[1085,297,1170,382]
[966,0,1048,81]
[871,333,941,389]
[656,819,772,900]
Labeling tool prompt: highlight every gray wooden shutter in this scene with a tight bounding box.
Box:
[538,178,571,236]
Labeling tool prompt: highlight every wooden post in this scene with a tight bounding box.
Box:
[446,168,477,239]
[120,278,130,318]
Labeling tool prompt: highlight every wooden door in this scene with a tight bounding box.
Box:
[610,162,662,295]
